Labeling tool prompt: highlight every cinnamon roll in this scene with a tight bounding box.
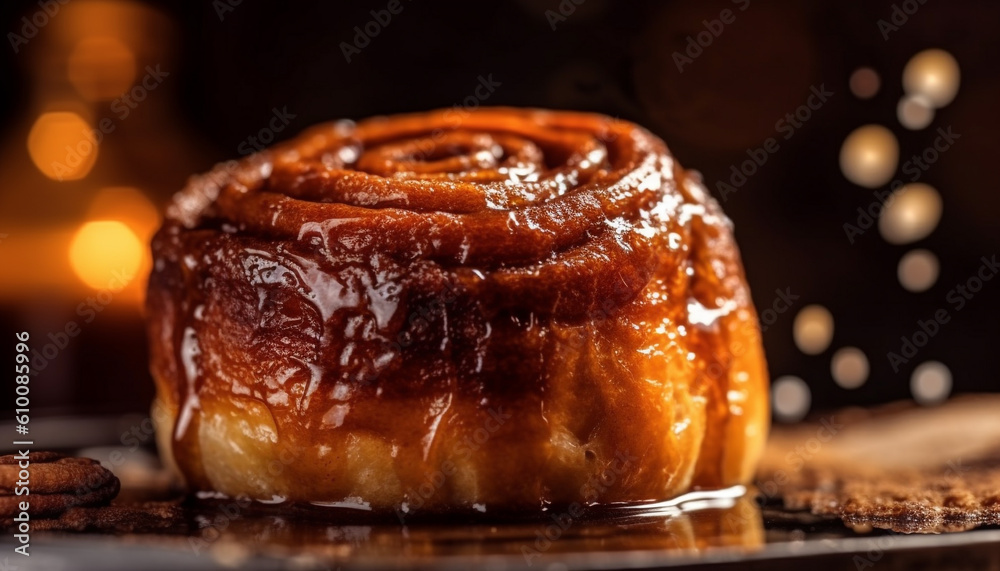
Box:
[146,108,769,512]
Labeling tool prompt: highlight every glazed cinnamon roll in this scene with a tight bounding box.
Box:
[146,108,769,512]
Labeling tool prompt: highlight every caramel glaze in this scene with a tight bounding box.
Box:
[145,108,769,512]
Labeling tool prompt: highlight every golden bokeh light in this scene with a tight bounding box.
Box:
[793,304,835,355]
[831,347,869,389]
[898,249,940,292]
[839,125,899,188]
[879,183,943,244]
[67,36,137,101]
[88,187,161,239]
[903,49,960,109]
[911,361,952,405]
[897,94,935,130]
[68,220,144,290]
[772,375,811,422]
[27,111,98,181]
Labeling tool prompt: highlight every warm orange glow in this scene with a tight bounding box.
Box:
[0,229,77,299]
[67,36,137,101]
[27,112,98,181]
[68,220,144,290]
[88,187,161,239]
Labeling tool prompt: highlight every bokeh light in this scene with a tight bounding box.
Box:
[903,49,960,109]
[897,249,940,292]
[772,376,811,422]
[839,125,899,188]
[68,220,144,290]
[897,94,935,130]
[879,183,943,244]
[911,361,953,405]
[67,36,137,101]
[27,111,98,181]
[87,187,161,239]
[793,304,835,355]
[830,347,869,389]
[849,67,880,99]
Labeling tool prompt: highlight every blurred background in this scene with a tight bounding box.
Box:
[0,0,997,427]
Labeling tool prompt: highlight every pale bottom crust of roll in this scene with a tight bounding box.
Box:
[152,298,768,511]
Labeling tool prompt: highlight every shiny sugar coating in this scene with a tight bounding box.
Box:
[146,108,769,512]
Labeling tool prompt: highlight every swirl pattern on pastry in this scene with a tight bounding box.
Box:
[146,108,769,511]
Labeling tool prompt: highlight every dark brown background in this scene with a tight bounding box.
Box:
[1,0,997,419]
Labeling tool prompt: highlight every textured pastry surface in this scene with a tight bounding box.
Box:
[0,452,120,523]
[756,395,1000,533]
[146,108,769,511]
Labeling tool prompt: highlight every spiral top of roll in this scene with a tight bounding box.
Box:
[161,108,731,320]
